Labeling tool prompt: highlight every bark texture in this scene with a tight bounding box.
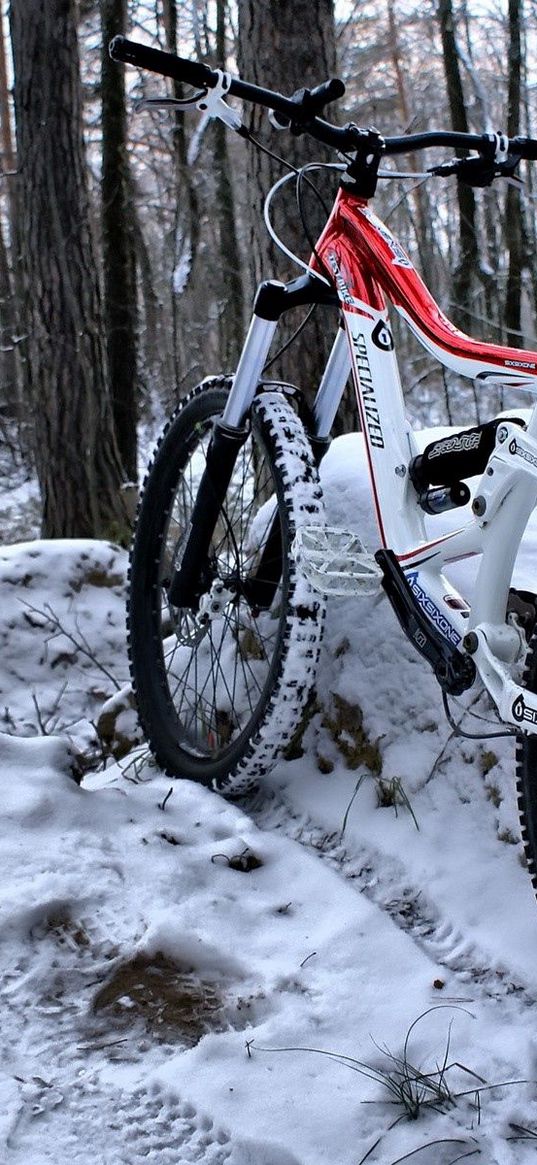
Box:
[504,0,523,346]
[438,0,480,329]
[10,0,128,539]
[237,0,351,423]
[213,0,245,369]
[162,0,201,392]
[101,0,138,481]
[0,7,20,415]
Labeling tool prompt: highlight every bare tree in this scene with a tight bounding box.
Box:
[237,0,351,421]
[213,0,245,369]
[0,8,21,420]
[504,0,523,346]
[162,0,201,392]
[437,0,480,331]
[101,0,138,481]
[386,0,439,290]
[10,0,129,539]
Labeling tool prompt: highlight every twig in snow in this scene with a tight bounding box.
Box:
[158,786,174,812]
[20,600,122,691]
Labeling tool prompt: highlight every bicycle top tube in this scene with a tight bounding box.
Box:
[109,35,537,164]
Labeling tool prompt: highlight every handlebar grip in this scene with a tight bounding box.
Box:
[307,77,346,115]
[109,35,218,90]
[512,137,537,160]
[268,76,346,130]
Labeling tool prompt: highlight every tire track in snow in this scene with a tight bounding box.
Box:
[250,791,536,1009]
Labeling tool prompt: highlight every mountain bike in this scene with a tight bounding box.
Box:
[111,35,537,894]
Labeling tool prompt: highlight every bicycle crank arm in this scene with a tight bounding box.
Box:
[375,549,476,696]
[167,419,248,610]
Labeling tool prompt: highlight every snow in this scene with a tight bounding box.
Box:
[173,245,192,296]
[3,430,537,1164]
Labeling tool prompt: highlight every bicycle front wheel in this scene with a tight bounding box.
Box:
[128,379,326,795]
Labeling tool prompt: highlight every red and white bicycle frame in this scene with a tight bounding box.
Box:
[221,185,537,734]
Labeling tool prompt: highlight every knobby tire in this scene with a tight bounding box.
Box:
[128,379,326,796]
[516,631,537,897]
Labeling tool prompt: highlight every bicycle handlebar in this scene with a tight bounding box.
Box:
[109,35,537,163]
[110,36,347,144]
[109,35,217,90]
[386,131,537,161]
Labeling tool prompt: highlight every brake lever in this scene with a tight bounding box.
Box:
[133,70,243,135]
[133,94,204,113]
[429,153,523,188]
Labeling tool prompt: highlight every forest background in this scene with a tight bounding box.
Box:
[2,0,535,543]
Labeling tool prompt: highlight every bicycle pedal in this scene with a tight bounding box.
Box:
[292,526,383,597]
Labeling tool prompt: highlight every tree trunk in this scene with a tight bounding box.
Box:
[101,0,138,481]
[0,7,22,417]
[504,0,523,347]
[520,3,537,333]
[10,0,129,540]
[0,218,18,419]
[437,0,480,331]
[214,0,245,369]
[237,0,351,425]
[386,0,438,291]
[162,0,201,393]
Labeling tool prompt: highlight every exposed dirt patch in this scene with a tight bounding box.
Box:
[322,691,382,774]
[92,952,229,1045]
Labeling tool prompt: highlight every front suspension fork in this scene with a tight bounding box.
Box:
[167,313,277,609]
[167,274,340,612]
[167,419,249,608]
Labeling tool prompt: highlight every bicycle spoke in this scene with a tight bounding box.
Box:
[154,416,282,758]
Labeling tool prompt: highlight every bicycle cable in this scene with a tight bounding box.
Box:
[261,304,318,373]
[442,690,516,739]
[261,162,343,371]
[378,167,431,180]
[240,130,347,371]
[261,168,331,278]
[245,130,340,278]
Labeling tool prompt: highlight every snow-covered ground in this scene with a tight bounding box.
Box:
[3,431,537,1165]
